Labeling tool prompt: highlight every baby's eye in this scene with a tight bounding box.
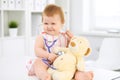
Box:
[44,23,48,25]
[51,23,55,25]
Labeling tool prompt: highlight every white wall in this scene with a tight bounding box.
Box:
[70,0,103,61]
[84,36,103,61]
[70,0,83,35]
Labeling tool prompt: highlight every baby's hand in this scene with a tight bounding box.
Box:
[65,30,74,41]
[53,47,61,54]
[48,53,58,63]
[53,47,65,56]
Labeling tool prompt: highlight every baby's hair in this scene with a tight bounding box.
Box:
[42,4,65,24]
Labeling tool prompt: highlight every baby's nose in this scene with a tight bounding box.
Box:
[47,25,52,28]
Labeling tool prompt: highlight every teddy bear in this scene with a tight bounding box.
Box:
[47,36,91,80]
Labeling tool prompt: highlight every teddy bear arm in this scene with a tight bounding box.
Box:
[52,71,74,80]
[77,58,85,71]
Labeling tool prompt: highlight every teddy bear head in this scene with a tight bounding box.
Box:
[68,36,91,57]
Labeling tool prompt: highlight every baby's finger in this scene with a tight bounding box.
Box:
[66,30,73,38]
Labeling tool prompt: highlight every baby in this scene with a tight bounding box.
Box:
[27,4,93,80]
[27,4,73,80]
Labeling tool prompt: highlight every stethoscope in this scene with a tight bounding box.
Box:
[42,37,58,70]
[43,37,58,53]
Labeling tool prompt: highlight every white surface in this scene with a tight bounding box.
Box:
[96,38,120,70]
[86,66,120,80]
[0,56,29,80]
[0,56,120,80]
[86,61,120,80]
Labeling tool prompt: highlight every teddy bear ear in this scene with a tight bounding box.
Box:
[84,48,91,56]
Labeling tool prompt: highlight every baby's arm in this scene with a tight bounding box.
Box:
[65,30,74,46]
[34,35,49,58]
[77,57,85,71]
[34,35,57,62]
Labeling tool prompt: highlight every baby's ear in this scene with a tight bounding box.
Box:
[84,48,91,56]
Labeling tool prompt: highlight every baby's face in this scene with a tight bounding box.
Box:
[42,14,63,36]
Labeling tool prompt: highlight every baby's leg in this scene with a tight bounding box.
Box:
[26,58,36,76]
[74,71,94,80]
[33,58,51,80]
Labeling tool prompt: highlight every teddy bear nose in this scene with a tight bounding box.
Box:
[71,41,76,47]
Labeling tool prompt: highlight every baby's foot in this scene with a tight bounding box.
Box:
[86,71,94,80]
[75,71,94,80]
[28,65,35,76]
[28,70,35,76]
[26,59,36,76]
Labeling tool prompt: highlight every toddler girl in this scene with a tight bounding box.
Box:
[27,4,93,80]
[27,4,73,80]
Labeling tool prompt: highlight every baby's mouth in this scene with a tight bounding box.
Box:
[47,29,54,32]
